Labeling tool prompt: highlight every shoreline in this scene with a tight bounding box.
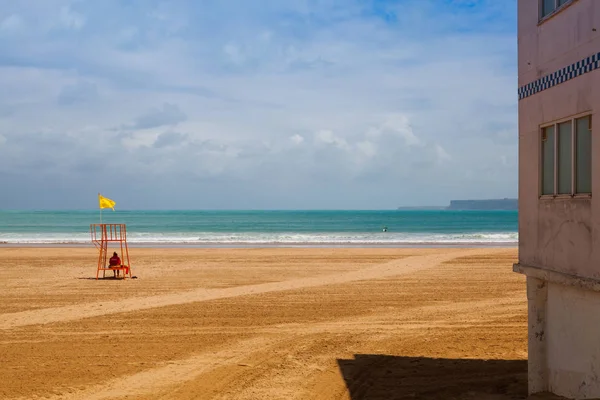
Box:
[0,242,518,249]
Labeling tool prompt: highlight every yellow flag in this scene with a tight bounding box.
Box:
[98,194,116,210]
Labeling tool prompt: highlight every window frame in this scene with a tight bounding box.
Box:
[539,112,592,199]
[539,0,576,23]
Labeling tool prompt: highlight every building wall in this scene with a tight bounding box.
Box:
[546,282,600,398]
[519,1,600,397]
[518,0,600,278]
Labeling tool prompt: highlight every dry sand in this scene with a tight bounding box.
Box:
[0,247,563,399]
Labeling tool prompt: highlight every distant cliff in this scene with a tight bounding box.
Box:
[446,198,518,211]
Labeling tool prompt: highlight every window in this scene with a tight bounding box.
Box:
[541,115,592,196]
[542,126,555,195]
[577,117,592,193]
[540,0,572,19]
[557,121,572,194]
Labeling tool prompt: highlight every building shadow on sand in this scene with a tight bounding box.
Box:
[337,354,566,400]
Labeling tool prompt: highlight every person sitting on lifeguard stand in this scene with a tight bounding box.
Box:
[109,252,121,278]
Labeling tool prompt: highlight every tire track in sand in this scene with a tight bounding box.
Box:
[0,248,496,330]
[33,282,524,400]
[24,336,276,400]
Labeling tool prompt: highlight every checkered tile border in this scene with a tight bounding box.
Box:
[518,52,600,100]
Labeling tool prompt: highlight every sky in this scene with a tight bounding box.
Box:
[0,0,517,210]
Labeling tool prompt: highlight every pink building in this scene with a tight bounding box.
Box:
[515,0,597,398]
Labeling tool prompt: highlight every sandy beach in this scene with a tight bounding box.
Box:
[0,247,560,399]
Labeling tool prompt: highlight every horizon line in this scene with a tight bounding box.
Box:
[0,208,519,212]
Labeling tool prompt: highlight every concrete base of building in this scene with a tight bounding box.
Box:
[515,263,600,399]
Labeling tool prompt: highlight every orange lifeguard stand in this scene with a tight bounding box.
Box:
[90,224,132,279]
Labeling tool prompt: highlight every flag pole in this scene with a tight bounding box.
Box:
[99,193,102,224]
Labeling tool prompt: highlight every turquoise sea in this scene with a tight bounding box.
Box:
[0,210,517,246]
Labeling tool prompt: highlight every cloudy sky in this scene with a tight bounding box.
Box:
[0,0,517,210]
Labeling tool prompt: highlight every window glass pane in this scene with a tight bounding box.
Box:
[558,0,569,6]
[542,0,556,17]
[542,126,555,195]
[558,121,572,194]
[576,116,592,193]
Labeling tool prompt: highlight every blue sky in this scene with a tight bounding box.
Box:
[0,0,517,209]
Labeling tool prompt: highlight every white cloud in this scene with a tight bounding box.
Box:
[0,0,518,208]
[223,42,245,65]
[153,131,188,148]
[59,6,85,30]
[123,103,187,130]
[0,14,22,32]
[290,134,304,145]
[120,131,157,150]
[315,130,349,149]
[356,140,377,158]
[435,144,451,163]
[381,114,421,147]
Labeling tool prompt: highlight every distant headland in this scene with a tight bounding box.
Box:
[398,198,518,211]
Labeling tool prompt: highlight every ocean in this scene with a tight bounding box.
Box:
[0,210,517,247]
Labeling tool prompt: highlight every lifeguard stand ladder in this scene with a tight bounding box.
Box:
[90,224,132,279]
